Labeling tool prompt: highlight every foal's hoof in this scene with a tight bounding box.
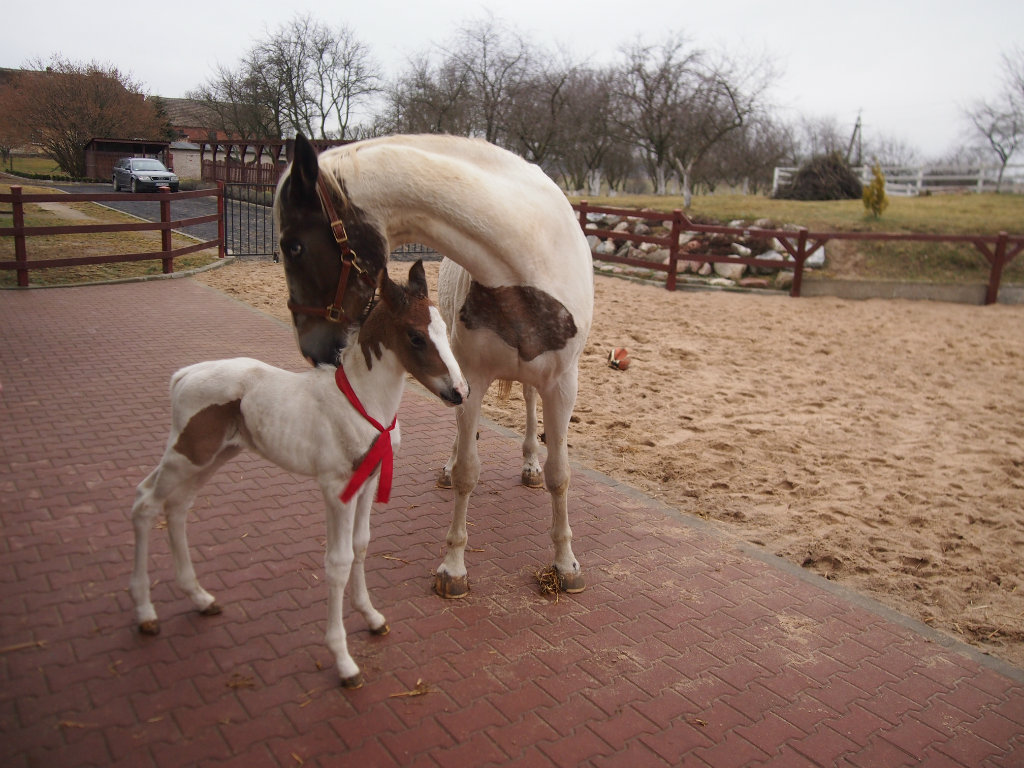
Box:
[433,571,470,599]
[521,468,544,488]
[138,620,161,636]
[340,672,364,690]
[200,602,223,616]
[370,622,390,636]
[436,469,453,489]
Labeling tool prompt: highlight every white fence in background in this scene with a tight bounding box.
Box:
[771,164,1024,197]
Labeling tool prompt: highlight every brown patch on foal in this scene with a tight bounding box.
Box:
[459,282,577,361]
[173,401,242,465]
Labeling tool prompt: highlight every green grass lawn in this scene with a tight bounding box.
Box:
[4,155,65,177]
[572,192,1024,284]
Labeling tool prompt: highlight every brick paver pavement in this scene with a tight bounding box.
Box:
[2,278,1023,767]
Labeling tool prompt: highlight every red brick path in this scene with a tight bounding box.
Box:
[2,279,1023,767]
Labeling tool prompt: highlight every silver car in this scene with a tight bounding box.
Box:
[112,157,179,193]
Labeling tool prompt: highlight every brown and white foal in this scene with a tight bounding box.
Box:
[129,261,468,688]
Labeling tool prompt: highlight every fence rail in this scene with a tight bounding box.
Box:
[574,201,1024,305]
[772,164,1024,197]
[1,185,225,286]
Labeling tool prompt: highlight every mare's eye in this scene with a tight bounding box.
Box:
[408,331,427,350]
[284,240,304,259]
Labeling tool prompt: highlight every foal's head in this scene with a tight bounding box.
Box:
[361,260,468,407]
[274,133,387,366]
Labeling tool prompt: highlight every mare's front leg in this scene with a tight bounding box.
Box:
[521,384,543,488]
[321,483,362,688]
[435,376,486,598]
[538,375,585,593]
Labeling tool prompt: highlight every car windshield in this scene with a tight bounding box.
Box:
[133,160,166,171]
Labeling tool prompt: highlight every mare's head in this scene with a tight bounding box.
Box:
[361,260,468,407]
[274,133,388,366]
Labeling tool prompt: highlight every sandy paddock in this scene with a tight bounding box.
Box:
[197,259,1024,668]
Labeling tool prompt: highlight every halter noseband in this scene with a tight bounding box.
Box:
[286,174,375,324]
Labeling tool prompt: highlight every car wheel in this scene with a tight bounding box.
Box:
[131,178,138,193]
[112,175,119,192]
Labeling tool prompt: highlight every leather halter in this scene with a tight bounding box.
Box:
[286,174,374,323]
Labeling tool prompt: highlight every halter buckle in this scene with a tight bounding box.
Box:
[326,304,344,322]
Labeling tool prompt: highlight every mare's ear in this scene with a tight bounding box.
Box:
[286,133,319,203]
[378,269,408,311]
[407,259,428,299]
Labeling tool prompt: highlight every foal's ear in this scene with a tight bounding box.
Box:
[407,259,428,299]
[378,269,408,311]
[286,133,319,202]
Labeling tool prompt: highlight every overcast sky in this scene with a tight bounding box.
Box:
[3,0,1021,159]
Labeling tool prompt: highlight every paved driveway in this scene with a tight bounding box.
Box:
[2,278,1023,767]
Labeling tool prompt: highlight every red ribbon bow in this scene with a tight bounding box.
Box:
[335,366,397,504]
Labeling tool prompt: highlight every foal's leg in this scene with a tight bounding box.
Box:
[435,374,487,598]
[537,374,584,593]
[321,485,362,687]
[347,486,388,636]
[521,384,544,488]
[130,467,167,634]
[130,452,224,633]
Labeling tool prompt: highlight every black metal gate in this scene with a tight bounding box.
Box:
[222,182,440,262]
[223,183,278,260]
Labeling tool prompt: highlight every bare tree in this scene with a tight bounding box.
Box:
[443,15,532,144]
[385,54,475,135]
[192,14,380,139]
[613,36,701,195]
[3,56,170,177]
[557,66,624,194]
[965,46,1024,190]
[505,58,574,167]
[670,53,774,207]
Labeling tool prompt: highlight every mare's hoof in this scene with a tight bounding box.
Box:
[556,568,586,594]
[340,672,364,690]
[370,622,390,636]
[433,571,470,599]
[200,603,222,616]
[138,620,161,636]
[521,469,544,488]
[436,469,453,489]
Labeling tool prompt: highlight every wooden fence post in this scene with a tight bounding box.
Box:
[789,228,808,298]
[160,194,173,274]
[11,185,29,287]
[666,210,682,291]
[985,232,1008,305]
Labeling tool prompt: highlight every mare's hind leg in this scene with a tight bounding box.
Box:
[538,375,584,593]
[521,384,543,488]
[435,374,487,598]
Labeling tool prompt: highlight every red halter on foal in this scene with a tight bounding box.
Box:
[286,174,375,323]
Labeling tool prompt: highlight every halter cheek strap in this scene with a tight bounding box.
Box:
[286,174,372,324]
[335,365,397,504]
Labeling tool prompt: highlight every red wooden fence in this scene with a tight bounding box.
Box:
[575,202,1024,305]
[1,185,225,286]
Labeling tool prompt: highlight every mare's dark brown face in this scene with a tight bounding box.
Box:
[274,134,386,366]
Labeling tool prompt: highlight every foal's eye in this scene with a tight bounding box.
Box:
[408,331,427,350]
[284,240,304,259]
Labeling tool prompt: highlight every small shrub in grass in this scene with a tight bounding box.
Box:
[862,162,889,218]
